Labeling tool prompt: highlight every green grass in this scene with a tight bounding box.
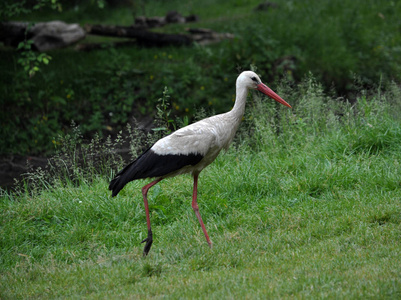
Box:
[1,79,401,298]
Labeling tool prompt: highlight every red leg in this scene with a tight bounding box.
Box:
[192,174,212,248]
[141,178,162,256]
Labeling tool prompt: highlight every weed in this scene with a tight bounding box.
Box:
[152,86,176,138]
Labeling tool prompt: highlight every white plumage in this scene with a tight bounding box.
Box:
[109,70,291,256]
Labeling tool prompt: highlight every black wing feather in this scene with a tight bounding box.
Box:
[109,147,203,197]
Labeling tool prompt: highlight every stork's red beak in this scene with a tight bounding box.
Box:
[257,83,292,108]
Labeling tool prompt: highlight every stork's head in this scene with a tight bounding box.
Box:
[237,71,292,108]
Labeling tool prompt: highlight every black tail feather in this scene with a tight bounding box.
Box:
[109,147,203,197]
[109,148,152,197]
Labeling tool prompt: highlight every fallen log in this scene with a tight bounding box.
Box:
[0,21,85,51]
[1,16,233,51]
[83,25,234,48]
[85,24,193,46]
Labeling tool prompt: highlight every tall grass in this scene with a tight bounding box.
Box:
[1,76,401,298]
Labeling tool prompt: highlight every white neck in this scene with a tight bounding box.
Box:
[229,84,249,121]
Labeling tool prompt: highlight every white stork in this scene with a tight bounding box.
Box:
[109,71,291,255]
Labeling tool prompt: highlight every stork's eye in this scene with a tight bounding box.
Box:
[251,77,258,83]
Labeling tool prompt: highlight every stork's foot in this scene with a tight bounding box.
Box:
[141,229,153,256]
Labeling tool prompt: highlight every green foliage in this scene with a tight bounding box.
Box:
[2,0,60,79]
[1,79,401,298]
[0,0,62,20]
[0,48,147,154]
[152,86,175,136]
[1,0,401,155]
[17,39,52,78]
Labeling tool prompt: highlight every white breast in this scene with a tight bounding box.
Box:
[152,112,239,157]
